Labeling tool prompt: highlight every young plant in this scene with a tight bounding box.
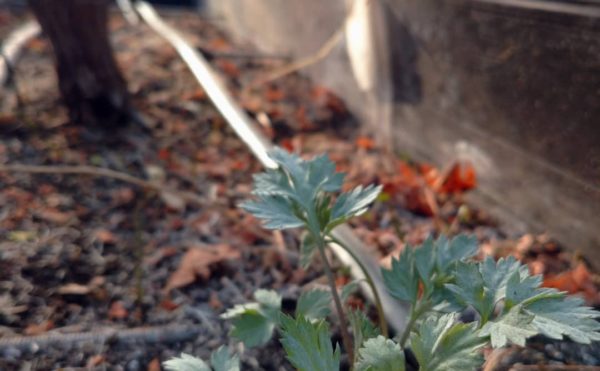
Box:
[168,148,600,370]
[239,147,386,360]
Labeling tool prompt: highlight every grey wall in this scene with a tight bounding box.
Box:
[210,0,600,265]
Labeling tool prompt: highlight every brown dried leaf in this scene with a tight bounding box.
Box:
[147,358,161,371]
[164,244,241,292]
[94,229,118,244]
[36,208,75,224]
[24,320,53,336]
[108,301,128,320]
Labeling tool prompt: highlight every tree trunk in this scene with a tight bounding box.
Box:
[28,0,129,126]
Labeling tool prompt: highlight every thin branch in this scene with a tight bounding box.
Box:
[251,0,361,85]
[0,324,200,352]
[0,164,205,206]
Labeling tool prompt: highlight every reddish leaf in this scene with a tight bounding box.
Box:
[108,301,128,320]
[264,86,285,102]
[160,299,180,311]
[216,60,240,78]
[543,262,600,304]
[164,244,241,292]
[86,355,106,368]
[355,136,375,150]
[437,162,477,194]
[147,358,161,371]
[24,320,54,336]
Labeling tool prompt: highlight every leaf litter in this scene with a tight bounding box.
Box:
[0,7,598,370]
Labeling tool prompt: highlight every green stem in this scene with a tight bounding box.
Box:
[399,301,430,348]
[326,235,389,338]
[316,238,354,364]
[399,305,418,348]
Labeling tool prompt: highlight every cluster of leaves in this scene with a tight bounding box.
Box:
[241,147,381,244]
[384,236,600,350]
[166,149,600,371]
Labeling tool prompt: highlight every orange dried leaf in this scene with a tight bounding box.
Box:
[164,244,241,292]
[355,136,375,150]
[437,162,477,194]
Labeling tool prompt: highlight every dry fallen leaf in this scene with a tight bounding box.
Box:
[436,161,477,194]
[147,358,161,371]
[24,320,53,336]
[94,229,118,244]
[86,354,106,368]
[543,262,600,304]
[36,208,75,224]
[108,301,128,320]
[164,244,241,292]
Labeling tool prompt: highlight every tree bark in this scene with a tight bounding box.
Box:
[28,0,130,126]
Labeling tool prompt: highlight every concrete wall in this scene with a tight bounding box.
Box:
[210,0,600,265]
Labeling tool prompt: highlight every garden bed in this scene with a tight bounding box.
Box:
[0,8,598,370]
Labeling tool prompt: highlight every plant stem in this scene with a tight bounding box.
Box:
[317,238,354,364]
[327,235,389,338]
[399,305,417,348]
[399,301,429,348]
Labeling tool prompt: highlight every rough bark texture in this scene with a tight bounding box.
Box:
[28,0,129,126]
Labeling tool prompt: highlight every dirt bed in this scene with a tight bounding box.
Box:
[0,8,598,371]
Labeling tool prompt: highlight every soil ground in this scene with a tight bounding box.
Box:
[0,7,598,371]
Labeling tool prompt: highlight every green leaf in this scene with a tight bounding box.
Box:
[479,306,537,348]
[296,289,331,320]
[445,261,494,321]
[226,308,276,347]
[411,313,485,371]
[330,184,382,224]
[241,195,304,230]
[307,154,345,193]
[255,289,283,320]
[382,247,419,304]
[280,315,340,371]
[164,353,210,371]
[479,256,522,305]
[221,290,282,347]
[349,309,380,356]
[355,336,405,371]
[251,170,295,199]
[414,237,436,293]
[436,235,478,272]
[211,346,240,371]
[525,295,600,344]
[504,268,544,309]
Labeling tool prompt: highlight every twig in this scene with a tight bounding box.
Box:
[0,324,200,352]
[251,0,361,85]
[253,27,344,85]
[0,164,205,206]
